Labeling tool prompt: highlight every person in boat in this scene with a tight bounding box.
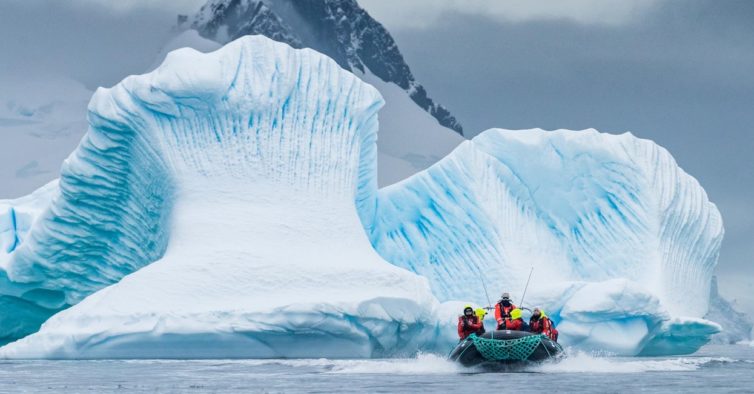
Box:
[504,308,526,331]
[529,307,559,342]
[475,308,488,334]
[458,305,484,340]
[494,292,518,330]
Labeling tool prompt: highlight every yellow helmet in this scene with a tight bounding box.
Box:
[510,308,522,320]
[475,308,487,318]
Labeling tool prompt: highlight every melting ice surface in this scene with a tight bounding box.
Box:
[0,35,723,358]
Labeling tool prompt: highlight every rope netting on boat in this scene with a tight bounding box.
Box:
[470,333,545,361]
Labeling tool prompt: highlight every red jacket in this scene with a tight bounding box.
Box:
[530,316,558,341]
[494,302,517,328]
[458,315,484,339]
[506,318,525,331]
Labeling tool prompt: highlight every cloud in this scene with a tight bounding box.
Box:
[359,0,662,29]
[78,0,206,13]
[0,1,200,88]
[4,0,205,13]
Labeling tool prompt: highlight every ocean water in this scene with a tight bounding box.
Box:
[0,344,752,393]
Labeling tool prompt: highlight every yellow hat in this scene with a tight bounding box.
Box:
[475,308,487,318]
[510,308,522,320]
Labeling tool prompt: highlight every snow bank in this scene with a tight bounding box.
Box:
[0,35,440,358]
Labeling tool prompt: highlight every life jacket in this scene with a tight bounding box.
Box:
[529,315,558,341]
[549,327,559,342]
[529,316,547,333]
[457,315,484,339]
[475,308,487,334]
[506,318,525,331]
[494,301,517,328]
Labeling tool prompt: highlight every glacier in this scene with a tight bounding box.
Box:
[0,35,724,358]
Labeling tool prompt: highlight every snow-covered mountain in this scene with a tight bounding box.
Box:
[190,0,462,136]
[187,0,465,185]
[0,36,724,358]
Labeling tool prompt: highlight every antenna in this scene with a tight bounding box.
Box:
[519,267,534,308]
[479,273,493,310]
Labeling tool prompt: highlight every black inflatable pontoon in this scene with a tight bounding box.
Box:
[448,330,563,366]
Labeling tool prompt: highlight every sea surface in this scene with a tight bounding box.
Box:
[0,344,752,393]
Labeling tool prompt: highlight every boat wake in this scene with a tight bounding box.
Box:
[109,348,749,376]
[326,353,466,374]
[527,350,737,373]
[338,352,743,375]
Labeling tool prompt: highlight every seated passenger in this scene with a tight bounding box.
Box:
[458,305,484,340]
[505,308,525,331]
[475,308,488,334]
[494,292,518,330]
[529,307,559,342]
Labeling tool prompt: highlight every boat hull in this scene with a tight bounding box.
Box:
[449,330,563,367]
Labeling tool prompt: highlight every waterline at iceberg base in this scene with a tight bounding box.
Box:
[0,35,723,358]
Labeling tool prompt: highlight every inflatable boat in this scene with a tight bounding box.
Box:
[448,330,563,366]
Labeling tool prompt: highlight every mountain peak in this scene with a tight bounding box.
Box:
[190,0,464,135]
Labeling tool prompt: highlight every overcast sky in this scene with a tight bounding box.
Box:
[1,0,751,306]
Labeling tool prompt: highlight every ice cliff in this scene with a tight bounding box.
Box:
[0,35,724,358]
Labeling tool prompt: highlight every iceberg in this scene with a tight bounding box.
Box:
[0,35,724,358]
[705,276,753,344]
[0,181,60,345]
[0,35,446,359]
[368,128,724,355]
